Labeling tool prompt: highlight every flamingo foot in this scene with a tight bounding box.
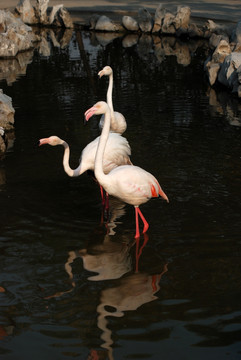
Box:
[136,207,149,235]
[142,222,149,234]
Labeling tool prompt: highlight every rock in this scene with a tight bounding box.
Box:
[0,10,39,58]
[218,52,241,93]
[0,90,15,130]
[174,6,191,30]
[95,15,124,32]
[35,0,49,24]
[89,14,100,30]
[212,39,231,63]
[49,6,73,28]
[138,8,153,33]
[233,42,241,52]
[57,7,74,28]
[49,5,63,25]
[162,12,176,34]
[209,33,228,49]
[122,16,139,32]
[152,4,166,33]
[187,23,205,38]
[15,0,38,24]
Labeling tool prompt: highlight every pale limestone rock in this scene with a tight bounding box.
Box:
[15,0,37,24]
[122,16,139,32]
[58,7,74,28]
[95,15,124,32]
[209,33,226,49]
[0,10,39,58]
[162,12,175,34]
[212,40,231,63]
[49,5,73,28]
[35,0,49,24]
[174,6,191,30]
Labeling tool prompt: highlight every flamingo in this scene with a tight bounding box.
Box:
[84,101,169,238]
[38,133,132,206]
[98,66,127,135]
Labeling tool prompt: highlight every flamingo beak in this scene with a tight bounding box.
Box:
[84,106,97,122]
[160,189,169,203]
[98,70,104,78]
[38,138,49,146]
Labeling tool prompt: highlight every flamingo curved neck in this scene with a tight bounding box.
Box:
[107,72,115,119]
[62,141,84,177]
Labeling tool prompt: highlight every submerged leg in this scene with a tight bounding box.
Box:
[136,207,149,234]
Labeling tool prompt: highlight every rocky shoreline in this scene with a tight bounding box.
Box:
[0,0,241,158]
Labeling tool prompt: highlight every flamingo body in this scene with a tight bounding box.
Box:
[98,164,166,207]
[85,101,168,238]
[98,65,127,135]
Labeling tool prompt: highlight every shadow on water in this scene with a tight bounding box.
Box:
[0,25,241,360]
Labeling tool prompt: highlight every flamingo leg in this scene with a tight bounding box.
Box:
[99,185,105,206]
[136,207,149,234]
[135,206,140,239]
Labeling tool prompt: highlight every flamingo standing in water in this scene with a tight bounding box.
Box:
[85,101,169,238]
[38,133,132,206]
[98,66,127,135]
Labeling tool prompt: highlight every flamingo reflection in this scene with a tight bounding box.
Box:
[95,264,168,360]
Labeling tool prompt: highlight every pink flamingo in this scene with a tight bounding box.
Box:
[85,101,169,238]
[98,66,127,135]
[38,133,132,207]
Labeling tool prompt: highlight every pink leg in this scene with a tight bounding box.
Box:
[136,207,149,234]
[99,185,105,206]
[135,207,140,239]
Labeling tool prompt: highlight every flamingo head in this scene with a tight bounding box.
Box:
[98,65,112,78]
[84,101,109,122]
[38,136,63,146]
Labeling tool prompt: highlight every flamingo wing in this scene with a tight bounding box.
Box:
[80,133,131,174]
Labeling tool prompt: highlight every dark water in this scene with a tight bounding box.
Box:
[0,27,241,360]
